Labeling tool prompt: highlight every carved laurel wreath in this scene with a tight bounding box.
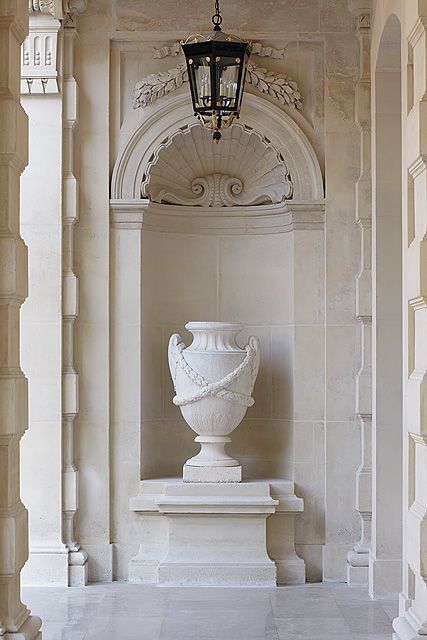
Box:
[28,0,55,13]
[133,42,303,112]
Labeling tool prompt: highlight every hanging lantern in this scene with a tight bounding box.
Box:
[181,0,251,142]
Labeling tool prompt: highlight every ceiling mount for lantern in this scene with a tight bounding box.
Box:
[181,0,251,142]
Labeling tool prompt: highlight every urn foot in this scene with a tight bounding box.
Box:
[186,435,239,467]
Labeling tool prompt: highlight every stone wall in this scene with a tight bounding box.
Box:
[21,0,365,584]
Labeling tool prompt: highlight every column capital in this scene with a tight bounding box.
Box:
[22,0,86,94]
[28,0,87,20]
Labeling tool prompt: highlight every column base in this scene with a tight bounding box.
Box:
[347,549,369,585]
[369,555,401,599]
[276,556,306,585]
[393,613,423,640]
[7,615,42,640]
[21,546,68,586]
[69,549,89,586]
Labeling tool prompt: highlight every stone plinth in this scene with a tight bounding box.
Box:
[183,463,242,483]
[129,478,305,586]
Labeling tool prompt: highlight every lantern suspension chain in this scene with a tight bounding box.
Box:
[212,0,222,31]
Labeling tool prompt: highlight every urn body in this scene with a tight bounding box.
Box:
[168,322,260,479]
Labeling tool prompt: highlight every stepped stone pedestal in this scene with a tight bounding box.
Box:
[129,478,305,586]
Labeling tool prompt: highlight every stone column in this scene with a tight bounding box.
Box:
[393,7,427,638]
[62,10,88,586]
[20,0,87,587]
[346,1,373,586]
[75,23,112,581]
[0,0,41,637]
[21,8,68,586]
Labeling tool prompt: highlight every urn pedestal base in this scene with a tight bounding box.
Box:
[183,463,242,483]
[129,478,305,587]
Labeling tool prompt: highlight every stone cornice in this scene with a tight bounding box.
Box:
[109,199,325,235]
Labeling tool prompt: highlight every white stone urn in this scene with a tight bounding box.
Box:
[168,322,260,482]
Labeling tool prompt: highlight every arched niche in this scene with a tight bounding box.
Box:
[110,89,326,586]
[110,89,325,508]
[111,91,324,202]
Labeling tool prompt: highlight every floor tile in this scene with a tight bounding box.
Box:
[338,604,393,634]
[276,616,351,637]
[20,581,395,640]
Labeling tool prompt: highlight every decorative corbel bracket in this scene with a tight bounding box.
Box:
[22,0,87,94]
[21,13,61,94]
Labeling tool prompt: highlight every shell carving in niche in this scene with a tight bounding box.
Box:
[142,124,293,207]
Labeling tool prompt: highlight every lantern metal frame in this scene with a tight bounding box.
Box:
[181,1,251,141]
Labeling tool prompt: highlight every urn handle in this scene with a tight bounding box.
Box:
[168,333,185,389]
[248,335,260,391]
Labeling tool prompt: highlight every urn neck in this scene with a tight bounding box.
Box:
[185,322,243,352]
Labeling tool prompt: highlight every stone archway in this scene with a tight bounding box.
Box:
[110,91,324,202]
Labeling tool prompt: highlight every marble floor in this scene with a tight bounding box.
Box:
[22,582,398,640]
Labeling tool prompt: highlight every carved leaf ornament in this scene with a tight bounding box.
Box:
[133,44,303,112]
[246,63,303,110]
[134,64,187,108]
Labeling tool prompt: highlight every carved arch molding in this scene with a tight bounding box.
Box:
[111,93,324,203]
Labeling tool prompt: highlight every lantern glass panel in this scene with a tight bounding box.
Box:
[215,56,240,110]
[192,56,212,108]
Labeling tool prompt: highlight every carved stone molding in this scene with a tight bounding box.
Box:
[21,14,61,94]
[246,62,302,110]
[113,92,323,201]
[143,124,293,207]
[133,63,303,112]
[28,0,87,18]
[153,40,288,60]
[29,0,56,16]
[133,64,187,108]
[110,199,325,235]
[23,0,87,94]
